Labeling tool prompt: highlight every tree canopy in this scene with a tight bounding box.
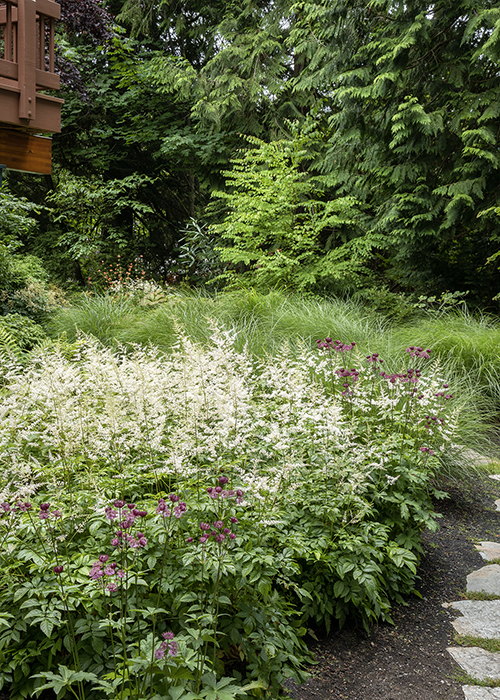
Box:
[3,0,500,302]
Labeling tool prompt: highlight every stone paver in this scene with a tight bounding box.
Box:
[475,543,500,561]
[467,566,500,595]
[450,600,500,638]
[463,687,500,700]
[447,647,500,681]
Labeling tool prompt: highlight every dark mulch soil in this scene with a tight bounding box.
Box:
[284,473,500,700]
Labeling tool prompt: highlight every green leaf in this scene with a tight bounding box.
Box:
[40,619,54,638]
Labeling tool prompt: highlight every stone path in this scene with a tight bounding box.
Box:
[445,480,500,699]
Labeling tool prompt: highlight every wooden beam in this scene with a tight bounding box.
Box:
[0,128,51,174]
[0,84,63,132]
[17,0,37,121]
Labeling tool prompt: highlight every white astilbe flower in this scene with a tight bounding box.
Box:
[0,326,462,509]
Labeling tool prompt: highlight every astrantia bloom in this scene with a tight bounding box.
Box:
[17,502,32,511]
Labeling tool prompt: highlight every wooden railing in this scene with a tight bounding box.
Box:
[0,0,63,133]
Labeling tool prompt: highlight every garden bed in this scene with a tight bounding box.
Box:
[0,324,492,699]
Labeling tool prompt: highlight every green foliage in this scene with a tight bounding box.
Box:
[211,132,363,291]
[0,188,39,250]
[45,171,156,273]
[47,294,140,345]
[0,185,67,321]
[0,314,47,351]
[289,0,500,300]
[178,219,222,286]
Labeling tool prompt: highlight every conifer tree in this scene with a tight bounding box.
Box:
[290,0,500,298]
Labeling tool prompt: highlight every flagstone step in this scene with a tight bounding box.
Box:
[476,543,500,561]
[449,600,500,638]
[467,566,500,595]
[463,687,500,699]
[447,647,500,681]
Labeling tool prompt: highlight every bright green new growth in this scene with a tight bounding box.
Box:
[211,132,366,291]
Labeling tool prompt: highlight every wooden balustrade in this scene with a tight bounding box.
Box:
[0,0,63,134]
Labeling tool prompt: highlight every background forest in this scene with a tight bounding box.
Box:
[2,0,500,307]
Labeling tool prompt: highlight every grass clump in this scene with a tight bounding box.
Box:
[462,591,500,601]
[454,634,500,653]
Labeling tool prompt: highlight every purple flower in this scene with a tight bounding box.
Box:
[39,512,49,520]
[89,564,104,580]
[213,520,224,529]
[186,537,193,543]
[53,565,63,574]
[104,566,115,576]
[105,508,118,520]
[215,534,225,543]
[154,647,165,660]
[116,570,125,579]
[199,536,209,544]
[17,502,32,511]
[229,533,236,540]
[111,538,120,547]
[162,631,175,640]
[168,642,178,656]
[113,500,125,508]
[169,494,180,503]
[39,503,50,511]
[230,517,238,524]
[107,582,118,592]
[127,503,135,510]
[99,554,109,563]
[0,502,10,512]
[219,476,229,485]
[199,522,210,531]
